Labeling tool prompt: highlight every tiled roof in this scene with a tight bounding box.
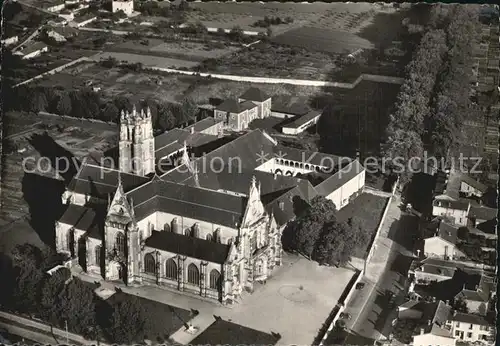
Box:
[265,183,317,227]
[128,180,247,228]
[183,117,223,133]
[436,221,458,244]
[58,204,102,239]
[314,160,364,196]
[68,163,150,198]
[282,110,322,129]
[432,198,470,211]
[271,96,310,116]
[216,99,256,113]
[21,41,47,55]
[449,312,493,326]
[239,87,270,102]
[144,230,230,264]
[469,205,497,221]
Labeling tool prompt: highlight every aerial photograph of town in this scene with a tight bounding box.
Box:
[0,0,498,345]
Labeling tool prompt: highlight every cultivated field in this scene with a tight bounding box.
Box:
[108,38,239,61]
[271,26,374,54]
[188,2,396,35]
[91,51,199,69]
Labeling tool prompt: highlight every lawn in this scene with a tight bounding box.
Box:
[336,192,389,258]
[271,27,374,54]
[106,292,194,341]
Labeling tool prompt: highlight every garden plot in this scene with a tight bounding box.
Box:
[90,51,199,69]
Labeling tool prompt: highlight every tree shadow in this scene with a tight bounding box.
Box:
[27,132,80,185]
[405,172,436,215]
[386,214,419,251]
[22,173,65,248]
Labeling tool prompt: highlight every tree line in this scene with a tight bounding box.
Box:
[383,5,479,181]
[8,81,200,132]
[0,244,167,344]
[282,196,369,266]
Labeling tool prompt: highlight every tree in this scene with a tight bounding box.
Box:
[102,103,119,123]
[180,97,198,124]
[282,196,336,257]
[157,103,176,131]
[228,26,244,42]
[30,90,49,113]
[39,268,70,323]
[107,296,147,344]
[56,92,72,115]
[54,278,96,335]
[452,298,469,313]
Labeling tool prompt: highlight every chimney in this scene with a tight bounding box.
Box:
[427,319,432,326]
[445,300,449,305]
[190,126,194,134]
[420,328,425,335]
[274,173,277,180]
[416,249,421,258]
[453,310,457,317]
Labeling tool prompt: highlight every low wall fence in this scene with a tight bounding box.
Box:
[0,311,110,346]
[315,269,364,346]
[38,111,118,126]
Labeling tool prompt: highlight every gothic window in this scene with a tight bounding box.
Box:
[227,237,233,246]
[214,228,221,243]
[116,232,125,254]
[206,234,212,241]
[171,218,179,233]
[163,223,171,232]
[66,231,73,251]
[184,228,192,237]
[187,263,200,285]
[165,258,177,280]
[144,253,156,274]
[209,269,221,289]
[95,245,101,266]
[192,224,200,238]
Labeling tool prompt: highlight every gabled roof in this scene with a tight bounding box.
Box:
[449,312,493,326]
[128,180,248,228]
[21,41,47,55]
[145,230,230,264]
[239,87,270,102]
[184,117,223,133]
[436,221,458,244]
[216,99,256,113]
[314,160,363,196]
[469,205,497,221]
[58,204,102,239]
[432,198,470,211]
[282,110,322,129]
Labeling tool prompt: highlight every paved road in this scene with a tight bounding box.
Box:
[342,195,419,345]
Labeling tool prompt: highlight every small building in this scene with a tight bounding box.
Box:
[447,311,495,344]
[1,35,18,46]
[46,25,78,42]
[15,42,49,60]
[112,0,134,16]
[281,110,322,135]
[270,97,310,119]
[411,300,456,346]
[46,2,65,12]
[70,14,97,27]
[183,117,224,136]
[214,99,259,132]
[238,87,271,119]
[432,199,470,227]
[468,205,497,228]
[409,258,459,285]
[423,220,463,260]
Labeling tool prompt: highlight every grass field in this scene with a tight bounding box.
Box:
[91,52,199,69]
[188,2,396,35]
[271,26,374,54]
[336,192,389,258]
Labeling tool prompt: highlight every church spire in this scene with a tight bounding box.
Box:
[117,171,124,193]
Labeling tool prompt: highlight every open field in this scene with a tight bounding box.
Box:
[271,26,374,54]
[336,192,389,258]
[188,2,396,35]
[107,38,239,61]
[91,51,199,69]
[106,292,194,341]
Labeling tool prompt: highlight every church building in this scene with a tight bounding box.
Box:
[55,92,366,304]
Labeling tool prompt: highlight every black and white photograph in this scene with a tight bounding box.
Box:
[0,1,498,345]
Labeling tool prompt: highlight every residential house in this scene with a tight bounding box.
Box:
[446,311,495,344]
[112,0,134,16]
[468,205,497,228]
[423,220,463,260]
[70,14,97,27]
[270,97,311,119]
[46,25,78,42]
[214,99,259,132]
[432,199,470,226]
[238,87,272,119]
[409,258,459,285]
[412,300,456,346]
[454,273,493,316]
[46,1,65,12]
[1,35,18,46]
[14,42,49,60]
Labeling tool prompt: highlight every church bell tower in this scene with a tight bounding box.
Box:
[119,106,155,176]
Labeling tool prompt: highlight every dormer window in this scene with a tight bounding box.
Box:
[279,201,285,210]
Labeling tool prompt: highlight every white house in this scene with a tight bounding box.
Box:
[446,311,495,344]
[281,110,322,135]
[46,2,65,12]
[15,42,49,60]
[423,221,463,260]
[1,35,18,46]
[411,301,456,346]
[432,199,470,226]
[112,0,134,16]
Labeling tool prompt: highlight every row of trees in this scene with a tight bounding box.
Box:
[383,5,479,181]
[282,196,369,266]
[0,244,151,344]
[252,16,294,28]
[9,82,200,132]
